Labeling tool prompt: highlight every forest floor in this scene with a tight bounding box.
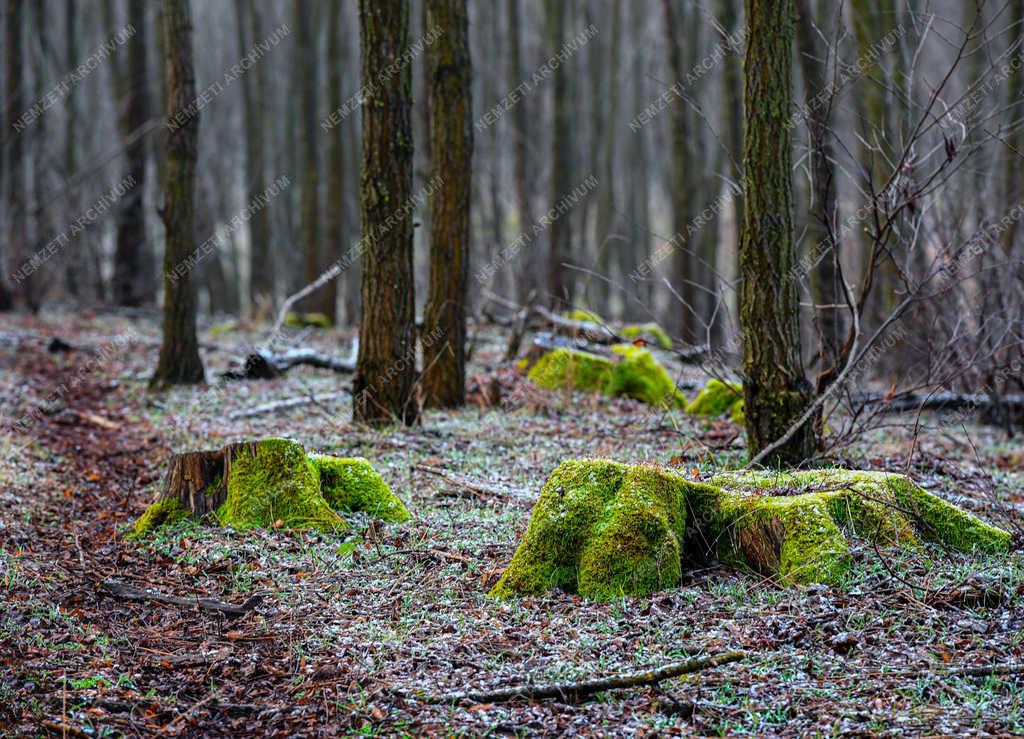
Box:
[1,312,1023,737]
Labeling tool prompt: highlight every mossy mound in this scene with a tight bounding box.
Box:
[563,309,673,350]
[686,378,745,423]
[492,462,1011,599]
[284,311,333,329]
[489,460,701,600]
[131,438,410,537]
[311,454,412,523]
[527,344,686,408]
[619,322,673,350]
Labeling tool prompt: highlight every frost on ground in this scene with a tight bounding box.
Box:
[1,314,1022,736]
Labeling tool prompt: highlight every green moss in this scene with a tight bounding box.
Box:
[563,309,673,350]
[219,438,346,532]
[129,497,188,539]
[495,462,1012,598]
[284,311,332,329]
[527,344,686,408]
[620,322,673,350]
[705,469,1010,585]
[686,378,745,423]
[564,309,603,323]
[310,455,411,523]
[489,460,697,600]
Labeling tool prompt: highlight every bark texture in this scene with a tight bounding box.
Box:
[421,0,473,409]
[2,0,25,311]
[544,0,572,310]
[295,2,325,317]
[112,0,151,307]
[235,0,273,313]
[152,0,205,386]
[324,1,347,326]
[739,0,815,464]
[353,0,420,425]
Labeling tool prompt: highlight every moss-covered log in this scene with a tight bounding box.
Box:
[132,438,410,538]
[491,461,1011,600]
[526,344,686,408]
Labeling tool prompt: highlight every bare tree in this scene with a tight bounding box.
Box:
[152,0,205,387]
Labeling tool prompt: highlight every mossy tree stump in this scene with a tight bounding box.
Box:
[491,460,1011,601]
[132,438,411,537]
[526,344,686,408]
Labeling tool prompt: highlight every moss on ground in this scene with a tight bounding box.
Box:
[494,462,1012,598]
[489,460,710,600]
[131,439,412,536]
[311,454,411,523]
[284,311,333,329]
[527,345,686,408]
[130,497,188,539]
[686,378,745,423]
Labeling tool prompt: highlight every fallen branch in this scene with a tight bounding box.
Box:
[413,464,533,502]
[98,578,261,618]
[221,347,356,380]
[229,390,349,420]
[411,651,746,704]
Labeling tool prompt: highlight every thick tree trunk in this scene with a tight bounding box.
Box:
[739,0,816,464]
[235,0,273,314]
[544,0,573,310]
[353,0,420,426]
[421,0,473,409]
[152,0,205,387]
[112,0,151,307]
[660,0,694,343]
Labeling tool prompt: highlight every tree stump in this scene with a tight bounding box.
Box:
[131,438,410,537]
[490,460,1011,601]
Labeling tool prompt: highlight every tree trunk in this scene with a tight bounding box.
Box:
[795,0,843,387]
[112,0,151,307]
[1004,0,1024,257]
[152,0,205,387]
[592,0,621,318]
[544,0,573,310]
[353,0,420,426]
[508,0,535,305]
[295,2,326,318]
[739,0,816,464]
[422,0,472,409]
[3,0,25,311]
[324,0,348,328]
[660,0,694,343]
[851,0,899,328]
[235,0,273,315]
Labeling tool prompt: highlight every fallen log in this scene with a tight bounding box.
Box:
[410,651,746,704]
[221,347,356,380]
[854,390,1024,426]
[98,578,261,618]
